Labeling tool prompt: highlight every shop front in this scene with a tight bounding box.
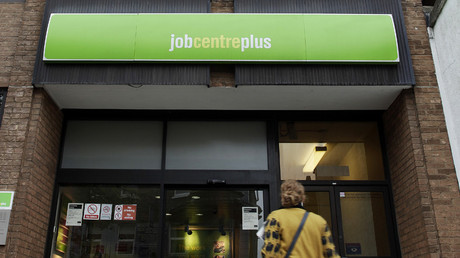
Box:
[44,113,400,257]
[29,0,417,257]
[49,116,274,257]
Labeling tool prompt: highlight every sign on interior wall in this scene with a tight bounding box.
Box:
[43,13,399,63]
[169,229,231,257]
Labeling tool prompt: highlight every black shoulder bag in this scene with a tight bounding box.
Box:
[285,211,309,258]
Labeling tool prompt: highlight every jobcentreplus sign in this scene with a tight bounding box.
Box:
[169,34,272,52]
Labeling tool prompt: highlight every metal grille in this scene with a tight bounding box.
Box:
[33,0,210,86]
[234,0,415,86]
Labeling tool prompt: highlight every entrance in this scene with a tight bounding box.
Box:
[50,185,268,258]
[47,112,401,257]
[304,185,397,257]
[163,187,267,258]
[48,117,277,258]
[279,120,400,257]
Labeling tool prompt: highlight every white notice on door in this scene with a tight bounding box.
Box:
[83,203,101,220]
[242,207,259,230]
[114,204,123,220]
[66,203,83,226]
[100,204,112,220]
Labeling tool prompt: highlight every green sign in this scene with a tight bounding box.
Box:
[0,191,14,209]
[44,13,399,63]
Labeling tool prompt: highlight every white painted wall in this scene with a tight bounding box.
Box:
[428,0,460,187]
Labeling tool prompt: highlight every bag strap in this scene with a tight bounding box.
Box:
[285,211,309,258]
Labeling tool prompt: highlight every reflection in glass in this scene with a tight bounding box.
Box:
[62,121,163,169]
[164,189,265,258]
[304,191,332,230]
[166,122,268,170]
[279,121,385,181]
[340,192,390,257]
[51,185,161,258]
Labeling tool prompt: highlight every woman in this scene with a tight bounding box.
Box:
[261,180,340,258]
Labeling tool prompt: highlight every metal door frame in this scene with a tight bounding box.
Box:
[303,184,399,258]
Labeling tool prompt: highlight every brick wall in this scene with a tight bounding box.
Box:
[210,0,235,87]
[1,89,62,258]
[0,3,24,88]
[210,0,234,13]
[383,90,439,256]
[384,0,460,256]
[0,0,63,257]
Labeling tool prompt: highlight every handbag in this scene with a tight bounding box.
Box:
[285,211,309,258]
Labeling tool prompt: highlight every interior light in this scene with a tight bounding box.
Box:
[303,144,327,173]
[191,196,201,200]
[155,195,161,199]
[166,213,172,216]
[196,213,203,216]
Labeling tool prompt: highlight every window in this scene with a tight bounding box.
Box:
[51,185,161,258]
[61,120,268,171]
[61,121,163,169]
[279,121,385,181]
[166,121,268,170]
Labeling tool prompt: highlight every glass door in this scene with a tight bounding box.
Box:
[304,186,397,258]
[303,186,340,250]
[50,185,162,258]
[336,187,396,258]
[162,187,268,258]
